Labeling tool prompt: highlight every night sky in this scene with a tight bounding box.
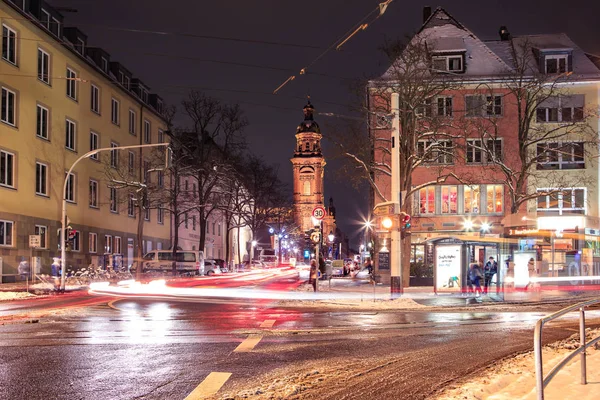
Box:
[51,0,600,244]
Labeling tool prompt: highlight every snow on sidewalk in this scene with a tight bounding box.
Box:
[0,292,37,301]
[435,328,600,400]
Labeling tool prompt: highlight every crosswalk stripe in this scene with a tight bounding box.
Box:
[184,372,232,400]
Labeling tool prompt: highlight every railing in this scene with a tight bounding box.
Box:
[534,298,600,400]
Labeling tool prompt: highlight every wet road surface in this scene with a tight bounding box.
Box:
[0,278,595,400]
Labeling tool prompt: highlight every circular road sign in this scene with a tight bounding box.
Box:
[312,206,326,220]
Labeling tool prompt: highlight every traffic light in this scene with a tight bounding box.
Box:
[400,212,411,230]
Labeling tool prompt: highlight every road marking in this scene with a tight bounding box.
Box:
[184,372,232,400]
[260,319,276,328]
[233,334,262,352]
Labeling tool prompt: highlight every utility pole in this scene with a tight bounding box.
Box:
[390,92,403,297]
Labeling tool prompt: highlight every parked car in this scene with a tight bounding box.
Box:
[203,260,224,275]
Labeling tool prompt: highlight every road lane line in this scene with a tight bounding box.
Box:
[260,319,276,328]
[233,334,262,352]
[184,372,232,400]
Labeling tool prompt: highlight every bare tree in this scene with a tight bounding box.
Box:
[180,90,248,254]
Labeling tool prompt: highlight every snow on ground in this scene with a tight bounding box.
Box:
[0,292,37,301]
[434,328,600,400]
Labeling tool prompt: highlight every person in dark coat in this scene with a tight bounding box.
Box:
[483,256,498,294]
[469,262,484,297]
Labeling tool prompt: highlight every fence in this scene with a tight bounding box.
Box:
[534,298,600,400]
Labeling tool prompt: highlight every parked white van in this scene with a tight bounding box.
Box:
[141,250,215,275]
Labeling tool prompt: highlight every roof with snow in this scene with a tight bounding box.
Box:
[379,7,600,81]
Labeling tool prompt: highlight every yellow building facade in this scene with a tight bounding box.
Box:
[0,0,169,276]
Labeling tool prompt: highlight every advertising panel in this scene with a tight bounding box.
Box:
[436,245,462,290]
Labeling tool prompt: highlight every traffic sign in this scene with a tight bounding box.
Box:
[29,235,41,248]
[312,206,326,220]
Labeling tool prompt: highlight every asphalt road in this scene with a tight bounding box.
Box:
[0,281,594,400]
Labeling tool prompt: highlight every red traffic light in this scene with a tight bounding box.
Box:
[400,213,411,224]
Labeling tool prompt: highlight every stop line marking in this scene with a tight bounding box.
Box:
[184,372,232,400]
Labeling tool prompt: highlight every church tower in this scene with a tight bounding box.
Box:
[291,99,326,232]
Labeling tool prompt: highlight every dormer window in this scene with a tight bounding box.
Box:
[101,57,108,73]
[124,76,130,90]
[432,55,464,73]
[545,55,568,74]
[76,38,85,55]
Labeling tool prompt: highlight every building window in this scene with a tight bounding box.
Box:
[41,9,50,29]
[128,110,136,135]
[0,150,14,188]
[486,184,503,213]
[465,95,485,117]
[37,48,50,84]
[486,95,503,116]
[76,38,85,55]
[192,215,196,231]
[144,120,151,143]
[418,187,435,214]
[537,142,584,170]
[51,17,60,37]
[0,220,14,246]
[441,186,458,214]
[466,139,482,163]
[110,187,118,213]
[66,68,77,100]
[111,98,119,125]
[157,205,164,224]
[65,172,75,202]
[536,95,584,123]
[65,119,76,151]
[100,57,108,73]
[545,55,568,74]
[218,224,221,236]
[486,139,502,162]
[36,104,49,140]
[2,24,17,65]
[184,212,188,229]
[35,162,48,196]
[124,76,130,90]
[89,232,97,253]
[128,151,135,174]
[104,235,112,254]
[212,222,216,235]
[432,55,463,73]
[537,188,585,215]
[71,231,80,252]
[416,98,432,118]
[417,140,453,164]
[114,236,122,254]
[144,197,150,221]
[303,181,311,196]
[464,185,480,214]
[128,194,135,217]
[437,97,452,116]
[158,170,164,188]
[35,225,47,248]
[193,183,197,198]
[1,86,16,126]
[110,142,118,168]
[158,129,164,143]
[90,131,98,160]
[89,179,98,208]
[91,84,99,114]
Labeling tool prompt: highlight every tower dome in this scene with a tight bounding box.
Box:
[296,98,321,134]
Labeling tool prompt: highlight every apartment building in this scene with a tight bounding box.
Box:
[0,0,169,275]
[370,7,600,289]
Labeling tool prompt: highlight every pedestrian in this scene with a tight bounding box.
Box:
[526,257,536,290]
[483,256,497,294]
[364,257,373,275]
[309,259,318,292]
[51,257,61,291]
[18,256,30,280]
[469,262,484,297]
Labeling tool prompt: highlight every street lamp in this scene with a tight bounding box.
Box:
[268,226,288,266]
[328,231,334,242]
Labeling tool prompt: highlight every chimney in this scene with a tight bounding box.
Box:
[423,6,432,24]
[499,26,511,41]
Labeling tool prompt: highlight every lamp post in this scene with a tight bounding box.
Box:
[328,231,334,259]
[60,142,169,291]
[269,226,288,266]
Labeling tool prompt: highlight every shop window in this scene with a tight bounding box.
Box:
[537,188,585,215]
[486,185,503,213]
[441,186,458,214]
[464,185,480,214]
[418,187,435,214]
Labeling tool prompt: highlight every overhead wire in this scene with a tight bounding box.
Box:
[272,0,394,94]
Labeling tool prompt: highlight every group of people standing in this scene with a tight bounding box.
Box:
[468,256,497,296]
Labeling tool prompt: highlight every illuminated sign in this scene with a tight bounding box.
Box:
[436,245,461,290]
[508,228,539,236]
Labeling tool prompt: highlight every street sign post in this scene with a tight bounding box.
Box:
[29,235,41,248]
[312,206,326,220]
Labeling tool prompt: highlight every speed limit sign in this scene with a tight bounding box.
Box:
[312,206,326,220]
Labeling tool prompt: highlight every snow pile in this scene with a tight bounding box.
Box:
[0,292,37,301]
[435,328,600,400]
